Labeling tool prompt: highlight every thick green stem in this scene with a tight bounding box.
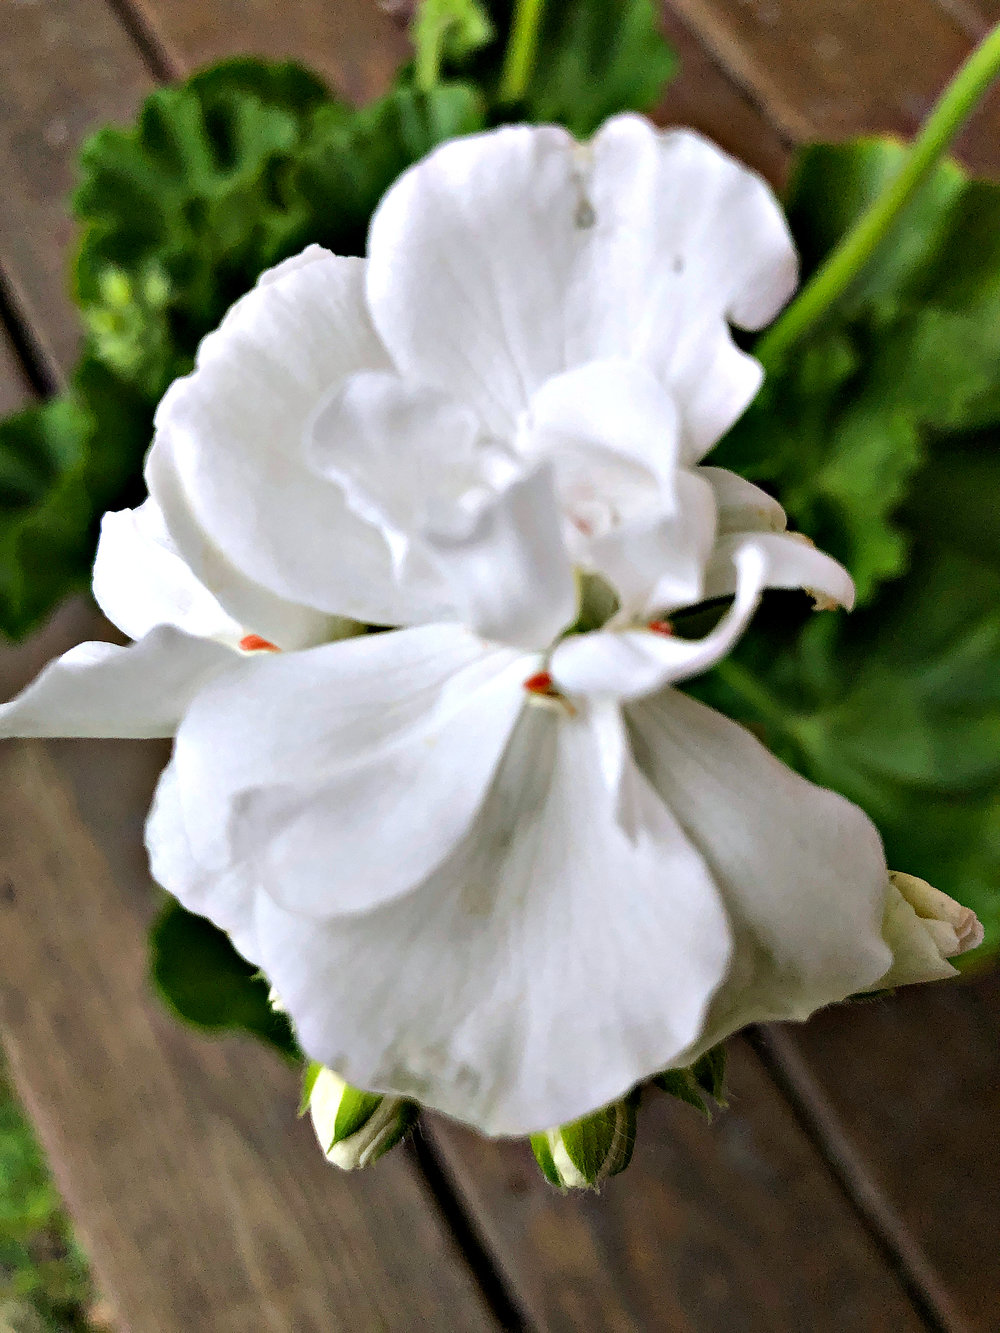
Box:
[499,0,546,103]
[757,23,1000,366]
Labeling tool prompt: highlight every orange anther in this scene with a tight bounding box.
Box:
[647,620,674,636]
[239,635,280,653]
[524,671,555,695]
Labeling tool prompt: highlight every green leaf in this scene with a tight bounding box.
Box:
[704,136,1000,957]
[291,81,486,250]
[448,0,678,137]
[717,140,1000,603]
[150,899,298,1059]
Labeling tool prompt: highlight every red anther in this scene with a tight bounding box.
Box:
[647,620,674,636]
[524,670,555,695]
[239,634,280,653]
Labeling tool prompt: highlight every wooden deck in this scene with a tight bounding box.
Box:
[0,2,998,1328]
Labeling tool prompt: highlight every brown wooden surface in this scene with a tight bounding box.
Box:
[1,0,999,1329]
[0,0,156,380]
[427,1044,926,1333]
[125,0,408,99]
[667,0,1000,177]
[0,740,496,1333]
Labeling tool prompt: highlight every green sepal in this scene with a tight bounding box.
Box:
[691,1044,728,1106]
[554,1096,638,1187]
[298,1062,323,1117]
[332,1085,386,1145]
[652,1069,709,1117]
[529,1132,562,1187]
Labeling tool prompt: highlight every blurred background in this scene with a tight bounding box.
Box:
[1,1,999,1330]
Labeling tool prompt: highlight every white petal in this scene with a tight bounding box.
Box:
[524,358,679,485]
[145,762,260,964]
[550,541,766,699]
[423,465,577,651]
[171,624,532,915]
[586,469,717,617]
[93,500,243,644]
[701,466,787,534]
[367,117,795,455]
[705,531,855,610]
[0,627,235,739]
[627,688,892,1050]
[310,371,576,649]
[146,250,414,627]
[253,700,731,1135]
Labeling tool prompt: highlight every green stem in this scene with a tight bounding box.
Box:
[757,22,1000,366]
[499,0,546,104]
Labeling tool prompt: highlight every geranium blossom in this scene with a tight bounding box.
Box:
[0,117,980,1136]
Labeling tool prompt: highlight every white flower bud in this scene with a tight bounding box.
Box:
[305,1066,416,1170]
[873,871,985,991]
[530,1097,637,1191]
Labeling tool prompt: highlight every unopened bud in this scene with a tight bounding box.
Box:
[530,1097,637,1191]
[305,1065,417,1170]
[873,871,984,990]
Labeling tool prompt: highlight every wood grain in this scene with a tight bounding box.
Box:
[655,5,790,188]
[0,0,156,380]
[0,740,496,1333]
[118,0,408,101]
[427,1041,925,1333]
[770,980,1000,1333]
[664,0,1000,176]
[934,0,1000,37]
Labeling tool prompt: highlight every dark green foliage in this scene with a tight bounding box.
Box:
[445,0,678,136]
[150,900,299,1059]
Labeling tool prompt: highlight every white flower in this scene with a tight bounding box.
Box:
[0,116,974,1136]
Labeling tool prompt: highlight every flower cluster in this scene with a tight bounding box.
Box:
[0,117,981,1165]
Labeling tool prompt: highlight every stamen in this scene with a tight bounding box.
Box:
[524,671,555,695]
[523,670,577,717]
[239,634,281,653]
[647,620,674,636]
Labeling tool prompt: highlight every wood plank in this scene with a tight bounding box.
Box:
[665,0,1000,176]
[118,0,408,100]
[427,1041,926,1333]
[769,980,1000,1333]
[935,0,1000,37]
[0,0,157,379]
[655,6,790,188]
[0,739,498,1333]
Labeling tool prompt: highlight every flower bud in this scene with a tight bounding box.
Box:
[530,1097,637,1191]
[305,1065,417,1170]
[873,871,985,990]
